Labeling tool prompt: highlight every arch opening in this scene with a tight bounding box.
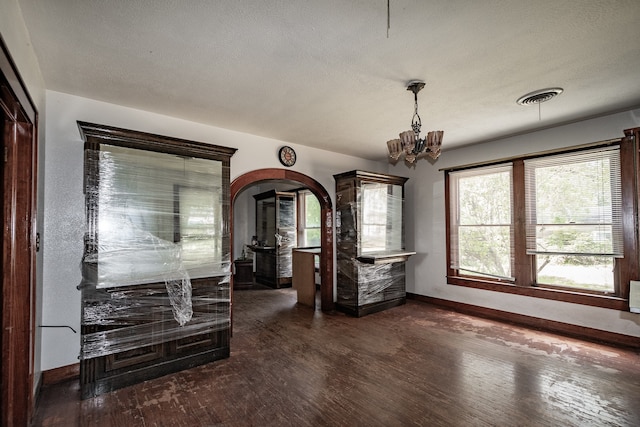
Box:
[230,168,334,311]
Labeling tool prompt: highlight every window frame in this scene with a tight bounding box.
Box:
[445,134,638,311]
[449,164,515,281]
[297,190,321,247]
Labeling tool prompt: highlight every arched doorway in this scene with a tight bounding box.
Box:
[230,168,334,311]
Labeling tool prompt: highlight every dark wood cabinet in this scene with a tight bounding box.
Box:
[233,258,254,289]
[78,122,235,398]
[80,277,231,399]
[334,170,413,317]
[252,190,297,288]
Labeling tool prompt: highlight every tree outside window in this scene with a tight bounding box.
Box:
[300,191,321,246]
[450,165,513,280]
[525,149,622,293]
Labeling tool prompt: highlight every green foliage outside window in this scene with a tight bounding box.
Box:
[456,168,512,279]
[303,193,321,246]
[452,149,619,293]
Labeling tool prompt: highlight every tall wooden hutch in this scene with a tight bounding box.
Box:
[78,122,236,398]
[334,170,414,317]
[251,190,297,288]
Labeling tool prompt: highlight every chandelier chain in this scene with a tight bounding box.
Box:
[412,99,421,135]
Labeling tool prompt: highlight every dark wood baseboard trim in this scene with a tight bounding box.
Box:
[33,372,42,416]
[42,363,79,386]
[407,293,640,349]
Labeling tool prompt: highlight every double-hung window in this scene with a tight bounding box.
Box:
[449,165,514,281]
[446,138,636,310]
[298,190,321,247]
[524,148,623,293]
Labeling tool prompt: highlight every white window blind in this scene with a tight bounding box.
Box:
[449,164,514,280]
[524,147,623,258]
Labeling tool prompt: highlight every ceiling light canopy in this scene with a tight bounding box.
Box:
[387,81,443,164]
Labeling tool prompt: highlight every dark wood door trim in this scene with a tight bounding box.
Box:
[1,35,39,427]
[230,168,334,311]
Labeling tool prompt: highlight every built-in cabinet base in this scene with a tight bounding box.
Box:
[336,297,406,318]
[81,339,229,399]
[233,259,254,289]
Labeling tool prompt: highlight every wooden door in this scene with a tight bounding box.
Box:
[1,39,39,427]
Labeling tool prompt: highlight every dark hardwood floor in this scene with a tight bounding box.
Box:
[33,288,640,426]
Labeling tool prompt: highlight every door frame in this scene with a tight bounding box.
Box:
[1,36,39,426]
[230,168,334,311]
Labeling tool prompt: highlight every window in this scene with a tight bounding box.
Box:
[446,139,636,310]
[449,165,514,280]
[524,149,622,293]
[298,190,321,247]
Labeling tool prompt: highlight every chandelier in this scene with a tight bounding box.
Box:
[387,81,443,163]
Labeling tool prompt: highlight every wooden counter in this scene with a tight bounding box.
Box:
[292,248,320,308]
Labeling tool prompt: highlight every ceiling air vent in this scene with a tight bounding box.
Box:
[516,88,564,105]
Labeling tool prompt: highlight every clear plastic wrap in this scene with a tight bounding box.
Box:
[277,196,297,278]
[80,144,231,359]
[253,191,297,287]
[336,257,407,308]
[334,174,410,313]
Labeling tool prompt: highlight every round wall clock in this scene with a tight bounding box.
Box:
[278,145,296,167]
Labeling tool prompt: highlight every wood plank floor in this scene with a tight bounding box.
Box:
[33,288,640,426]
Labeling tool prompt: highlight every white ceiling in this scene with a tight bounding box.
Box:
[17,0,640,160]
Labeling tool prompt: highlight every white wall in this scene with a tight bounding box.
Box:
[0,0,46,106]
[42,90,385,370]
[1,0,47,391]
[391,108,640,338]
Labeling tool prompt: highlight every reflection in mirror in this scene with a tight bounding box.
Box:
[361,183,403,253]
